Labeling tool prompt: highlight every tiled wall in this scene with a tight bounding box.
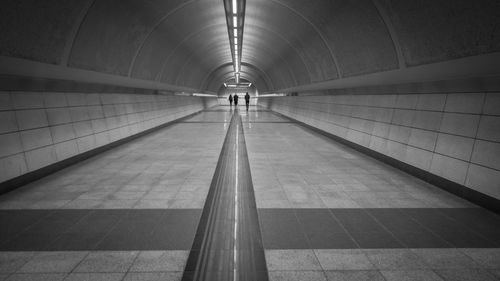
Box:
[259,93,500,201]
[0,91,216,183]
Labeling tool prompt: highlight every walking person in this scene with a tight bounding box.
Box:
[228,94,233,106]
[245,92,250,111]
[234,94,239,108]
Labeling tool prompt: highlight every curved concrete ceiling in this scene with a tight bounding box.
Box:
[1,0,499,93]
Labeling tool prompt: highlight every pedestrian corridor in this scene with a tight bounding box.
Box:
[0,106,499,281]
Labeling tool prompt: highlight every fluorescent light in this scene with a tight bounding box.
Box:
[232,0,237,14]
[193,93,217,97]
[233,29,237,37]
[233,16,237,27]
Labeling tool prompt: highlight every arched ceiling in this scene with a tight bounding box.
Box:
[0,0,499,93]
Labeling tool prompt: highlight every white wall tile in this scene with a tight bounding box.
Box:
[20,128,53,151]
[483,93,500,115]
[12,92,44,109]
[372,122,391,138]
[477,116,500,142]
[388,125,411,144]
[416,94,446,111]
[0,132,23,158]
[391,109,414,126]
[66,93,87,106]
[50,124,76,143]
[412,111,442,131]
[0,153,27,182]
[15,109,49,130]
[434,133,474,161]
[25,146,56,171]
[0,92,12,110]
[445,93,484,114]
[404,146,433,171]
[69,106,90,122]
[466,164,500,199]
[430,154,469,184]
[102,105,116,117]
[87,105,104,119]
[73,121,93,138]
[43,92,67,108]
[0,111,18,134]
[440,113,480,137]
[94,131,110,147]
[76,135,96,153]
[86,93,101,105]
[471,140,500,171]
[372,108,393,123]
[408,128,438,151]
[46,108,72,125]
[395,94,418,109]
[91,119,107,133]
[54,140,79,161]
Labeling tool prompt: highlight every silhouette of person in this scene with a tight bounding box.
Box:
[228,94,233,106]
[245,92,250,111]
[234,94,239,107]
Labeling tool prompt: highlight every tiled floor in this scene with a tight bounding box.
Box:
[0,122,227,210]
[243,117,475,209]
[1,106,499,281]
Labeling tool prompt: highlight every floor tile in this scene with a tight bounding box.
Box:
[18,252,88,273]
[265,250,322,271]
[63,273,125,281]
[348,231,404,249]
[5,273,66,281]
[412,249,480,269]
[434,268,498,281]
[392,230,451,248]
[462,249,500,269]
[0,252,34,273]
[314,249,375,270]
[129,251,189,272]
[363,249,428,270]
[324,270,385,281]
[305,232,357,249]
[74,251,138,272]
[268,271,327,281]
[381,270,444,281]
[122,272,182,281]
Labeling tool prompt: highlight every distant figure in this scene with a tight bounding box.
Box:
[245,92,250,111]
[234,94,239,107]
[228,94,233,106]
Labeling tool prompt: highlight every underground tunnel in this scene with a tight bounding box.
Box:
[1,0,500,280]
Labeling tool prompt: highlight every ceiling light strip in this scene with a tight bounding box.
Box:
[225,0,245,84]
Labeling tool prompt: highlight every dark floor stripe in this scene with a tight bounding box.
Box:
[242,121,295,123]
[182,113,268,281]
[0,209,201,251]
[179,121,230,123]
[259,208,500,249]
[1,208,499,251]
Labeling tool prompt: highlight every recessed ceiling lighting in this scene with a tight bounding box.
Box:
[232,0,237,14]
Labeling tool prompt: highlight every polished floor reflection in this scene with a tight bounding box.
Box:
[1,106,499,281]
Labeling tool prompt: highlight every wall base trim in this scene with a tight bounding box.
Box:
[269,109,500,214]
[0,110,204,196]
